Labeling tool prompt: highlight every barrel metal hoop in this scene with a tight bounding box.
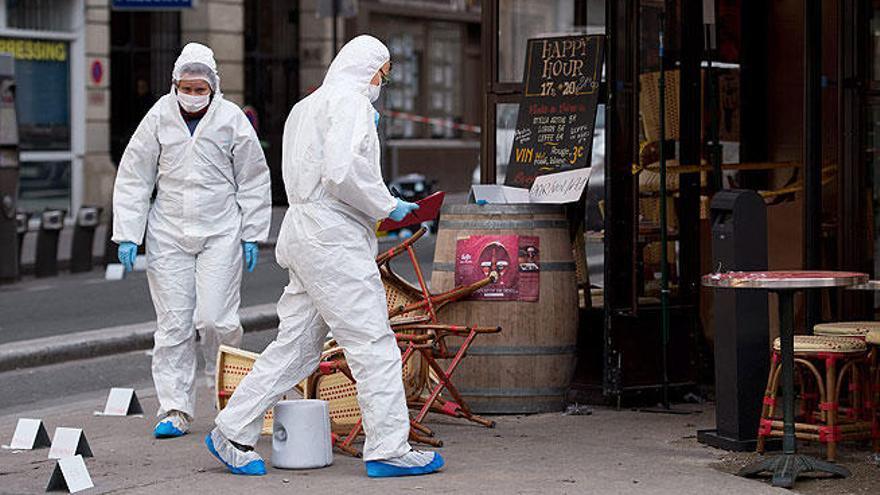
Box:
[443,204,565,215]
[457,387,568,397]
[446,345,578,356]
[432,261,576,272]
[439,220,570,230]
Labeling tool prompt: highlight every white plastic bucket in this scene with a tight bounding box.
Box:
[271,399,333,469]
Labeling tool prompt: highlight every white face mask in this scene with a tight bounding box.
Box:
[176,91,210,113]
[368,83,381,103]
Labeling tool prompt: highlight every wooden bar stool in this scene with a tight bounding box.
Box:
[815,322,880,427]
[867,330,880,452]
[757,335,874,461]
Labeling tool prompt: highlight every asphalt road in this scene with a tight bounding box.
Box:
[0,235,436,345]
[0,328,280,418]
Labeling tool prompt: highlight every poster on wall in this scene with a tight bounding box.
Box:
[454,235,540,302]
[505,35,605,188]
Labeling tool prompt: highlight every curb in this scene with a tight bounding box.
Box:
[0,303,278,373]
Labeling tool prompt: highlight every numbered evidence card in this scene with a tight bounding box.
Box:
[505,35,605,189]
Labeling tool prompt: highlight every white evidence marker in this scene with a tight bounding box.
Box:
[48,428,93,460]
[46,455,94,493]
[2,418,51,450]
[94,388,144,417]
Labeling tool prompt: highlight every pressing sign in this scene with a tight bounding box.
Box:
[2,418,51,450]
[95,388,143,416]
[48,428,93,460]
[46,455,94,493]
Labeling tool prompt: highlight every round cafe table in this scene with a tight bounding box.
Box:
[702,270,868,488]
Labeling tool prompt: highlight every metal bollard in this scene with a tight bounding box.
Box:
[15,211,28,272]
[34,209,65,278]
[70,206,101,273]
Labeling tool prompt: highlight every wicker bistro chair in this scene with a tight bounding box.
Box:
[756,335,877,461]
[377,228,501,429]
[306,333,441,457]
[814,322,880,453]
[216,345,289,436]
[305,228,501,457]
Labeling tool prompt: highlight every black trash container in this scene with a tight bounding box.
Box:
[35,209,65,278]
[70,206,101,273]
[697,190,771,451]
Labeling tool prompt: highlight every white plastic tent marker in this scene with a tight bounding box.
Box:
[2,418,51,450]
[46,455,94,493]
[94,388,143,416]
[48,428,93,460]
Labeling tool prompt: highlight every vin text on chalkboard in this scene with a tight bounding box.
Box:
[505,35,605,188]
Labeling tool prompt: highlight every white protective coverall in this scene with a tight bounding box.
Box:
[214,35,411,461]
[113,43,271,419]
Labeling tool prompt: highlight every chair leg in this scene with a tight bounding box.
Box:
[757,354,779,454]
[825,356,838,462]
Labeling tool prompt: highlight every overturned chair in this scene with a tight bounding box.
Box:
[306,228,501,456]
[217,228,501,457]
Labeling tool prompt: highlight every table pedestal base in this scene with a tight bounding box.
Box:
[738,454,850,488]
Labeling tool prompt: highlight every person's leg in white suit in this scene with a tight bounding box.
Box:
[146,232,198,438]
[195,234,244,386]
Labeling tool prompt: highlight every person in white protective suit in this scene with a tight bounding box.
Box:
[112,43,271,439]
[206,35,443,478]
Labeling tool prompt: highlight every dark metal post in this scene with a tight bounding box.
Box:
[603,0,638,397]
[704,17,722,192]
[658,13,671,409]
[803,0,822,330]
[332,0,338,55]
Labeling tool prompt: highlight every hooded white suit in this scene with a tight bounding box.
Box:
[214,35,412,461]
[113,43,271,419]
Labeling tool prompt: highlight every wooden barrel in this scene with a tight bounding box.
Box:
[431,204,578,413]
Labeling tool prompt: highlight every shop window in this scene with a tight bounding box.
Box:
[0,38,71,150]
[497,0,576,82]
[426,22,461,138]
[18,160,70,212]
[386,32,421,139]
[6,0,76,32]
[110,11,180,163]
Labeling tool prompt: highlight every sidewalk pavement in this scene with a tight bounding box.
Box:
[0,385,799,495]
[0,304,279,372]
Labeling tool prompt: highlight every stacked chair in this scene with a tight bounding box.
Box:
[756,322,880,460]
[306,227,502,456]
[217,228,502,457]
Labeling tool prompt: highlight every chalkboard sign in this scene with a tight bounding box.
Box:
[505,35,605,188]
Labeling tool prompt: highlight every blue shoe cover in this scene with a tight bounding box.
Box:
[205,433,267,476]
[365,452,445,478]
[154,421,186,438]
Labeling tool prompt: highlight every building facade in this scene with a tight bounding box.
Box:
[1,0,487,223]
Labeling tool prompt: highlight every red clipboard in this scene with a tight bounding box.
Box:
[378,191,446,231]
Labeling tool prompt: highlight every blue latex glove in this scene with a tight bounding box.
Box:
[118,241,137,272]
[242,242,258,272]
[388,199,419,222]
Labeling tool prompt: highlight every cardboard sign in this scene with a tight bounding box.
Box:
[505,35,605,188]
[95,388,143,416]
[3,418,51,450]
[46,455,94,493]
[529,167,592,204]
[468,185,531,204]
[454,235,540,302]
[48,428,93,460]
